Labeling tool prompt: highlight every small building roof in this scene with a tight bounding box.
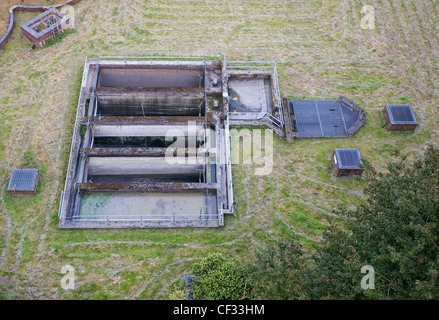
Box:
[20,8,68,40]
[334,148,363,170]
[385,105,417,125]
[7,169,39,193]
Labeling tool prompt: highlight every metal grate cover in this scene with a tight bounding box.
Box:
[334,149,362,169]
[386,105,417,124]
[291,99,361,138]
[7,169,39,193]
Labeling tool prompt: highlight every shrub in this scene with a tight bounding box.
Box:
[191,253,247,300]
[309,146,439,299]
[246,240,308,300]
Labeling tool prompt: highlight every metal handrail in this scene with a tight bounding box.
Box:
[227,60,276,65]
[57,191,64,218]
[224,114,234,214]
[71,60,100,219]
[227,66,274,70]
[258,112,282,128]
[72,214,219,218]
[203,58,210,216]
[227,60,284,128]
[219,203,224,226]
[59,59,89,221]
[71,215,220,221]
[89,56,212,62]
[78,60,99,183]
[203,58,208,183]
[272,62,284,126]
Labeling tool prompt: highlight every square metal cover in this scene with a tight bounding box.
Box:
[334,149,363,169]
[291,99,359,138]
[7,169,39,193]
[386,105,417,125]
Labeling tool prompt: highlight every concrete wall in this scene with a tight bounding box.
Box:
[97,96,203,116]
[98,68,205,88]
[60,218,220,229]
[21,25,62,48]
[93,124,205,137]
[333,163,364,177]
[89,173,200,183]
[87,157,204,175]
[7,189,37,195]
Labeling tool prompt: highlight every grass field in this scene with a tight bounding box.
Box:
[0,1,59,35]
[0,0,438,299]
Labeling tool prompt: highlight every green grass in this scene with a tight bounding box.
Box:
[0,0,437,300]
[46,29,78,47]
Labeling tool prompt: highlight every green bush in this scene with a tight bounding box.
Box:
[190,147,439,300]
[46,29,77,47]
[246,240,309,300]
[309,145,439,300]
[191,253,247,300]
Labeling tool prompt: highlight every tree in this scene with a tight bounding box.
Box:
[188,147,439,300]
[246,240,309,300]
[191,252,247,300]
[309,146,439,299]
